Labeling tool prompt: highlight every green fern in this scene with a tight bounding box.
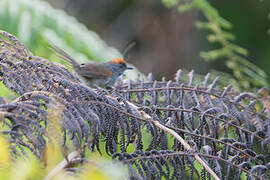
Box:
[163,0,269,89]
[0,0,122,64]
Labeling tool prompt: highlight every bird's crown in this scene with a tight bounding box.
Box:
[111,58,125,64]
[110,41,136,65]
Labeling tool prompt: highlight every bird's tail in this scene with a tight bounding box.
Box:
[48,42,80,70]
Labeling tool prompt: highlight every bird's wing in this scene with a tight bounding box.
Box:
[78,63,113,79]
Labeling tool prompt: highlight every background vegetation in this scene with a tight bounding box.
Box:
[0,0,269,179]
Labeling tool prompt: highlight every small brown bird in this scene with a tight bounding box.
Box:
[49,42,134,88]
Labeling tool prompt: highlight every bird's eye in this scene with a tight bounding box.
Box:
[118,64,124,69]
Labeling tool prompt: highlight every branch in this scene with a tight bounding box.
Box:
[44,151,80,180]
[124,101,221,180]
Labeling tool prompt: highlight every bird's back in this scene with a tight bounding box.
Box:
[78,62,113,80]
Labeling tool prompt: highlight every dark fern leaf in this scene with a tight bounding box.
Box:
[0,31,269,179]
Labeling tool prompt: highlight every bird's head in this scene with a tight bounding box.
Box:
[106,41,135,75]
[107,58,133,75]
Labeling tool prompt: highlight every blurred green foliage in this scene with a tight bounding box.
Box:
[268,13,270,35]
[0,0,122,65]
[163,0,269,89]
[0,134,128,180]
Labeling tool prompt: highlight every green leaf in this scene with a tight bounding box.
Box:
[178,3,195,12]
[230,44,248,56]
[162,0,180,8]
[200,48,230,61]
[0,82,18,99]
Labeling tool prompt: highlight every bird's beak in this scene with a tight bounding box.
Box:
[126,66,133,70]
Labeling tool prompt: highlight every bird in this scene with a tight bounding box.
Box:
[49,41,134,88]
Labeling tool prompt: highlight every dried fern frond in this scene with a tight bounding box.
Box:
[0,31,269,179]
